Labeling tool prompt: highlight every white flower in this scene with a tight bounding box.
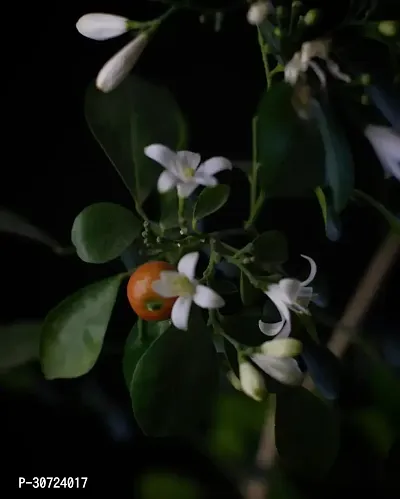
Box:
[144,144,232,198]
[364,125,400,181]
[247,1,270,26]
[259,255,317,338]
[251,337,304,385]
[76,13,129,41]
[96,33,148,93]
[285,39,350,88]
[239,361,267,401]
[151,252,225,331]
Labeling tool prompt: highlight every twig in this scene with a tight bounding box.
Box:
[244,232,400,499]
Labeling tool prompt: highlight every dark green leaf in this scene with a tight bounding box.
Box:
[130,311,219,436]
[40,274,124,380]
[208,392,269,466]
[221,309,266,347]
[85,75,187,205]
[240,271,263,306]
[123,319,171,391]
[0,322,41,371]
[253,230,288,267]
[71,202,141,264]
[223,338,239,377]
[257,82,324,198]
[193,185,230,221]
[140,472,202,499]
[350,408,395,456]
[310,100,354,212]
[315,187,342,241]
[275,387,340,479]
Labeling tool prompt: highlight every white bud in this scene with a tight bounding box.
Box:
[96,33,149,93]
[76,13,129,41]
[247,1,269,26]
[239,362,266,402]
[260,338,303,358]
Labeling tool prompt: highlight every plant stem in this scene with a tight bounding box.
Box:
[257,27,271,87]
[245,191,266,230]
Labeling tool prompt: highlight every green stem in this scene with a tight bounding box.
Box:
[227,257,263,289]
[257,27,271,86]
[245,191,266,230]
[200,239,217,283]
[178,195,185,227]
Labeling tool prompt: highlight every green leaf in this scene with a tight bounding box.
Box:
[221,309,266,347]
[353,189,400,235]
[71,202,141,264]
[140,472,202,499]
[85,75,187,206]
[310,100,354,212]
[275,387,340,480]
[130,311,219,436]
[315,187,342,241]
[40,274,124,380]
[240,271,262,306]
[223,338,239,377]
[350,408,395,457]
[193,185,230,222]
[123,319,171,391]
[256,82,324,198]
[253,230,288,267]
[0,321,41,371]
[207,392,269,466]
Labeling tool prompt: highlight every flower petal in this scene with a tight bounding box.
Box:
[177,151,201,170]
[157,170,178,194]
[365,125,400,181]
[260,338,303,358]
[171,296,193,331]
[177,252,199,280]
[152,271,181,298]
[252,355,303,385]
[196,157,232,176]
[193,173,218,187]
[96,33,148,93]
[144,144,177,170]
[258,319,285,337]
[300,254,317,286]
[239,362,266,401]
[76,13,129,41]
[193,284,225,309]
[278,278,302,304]
[177,182,198,198]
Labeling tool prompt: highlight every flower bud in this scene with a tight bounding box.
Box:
[76,13,129,41]
[96,33,149,93]
[378,21,398,37]
[260,338,303,358]
[239,361,266,401]
[247,1,269,26]
[304,9,320,26]
[227,371,242,391]
[360,73,371,86]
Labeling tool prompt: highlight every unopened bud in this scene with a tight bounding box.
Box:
[247,1,269,26]
[239,361,267,402]
[227,371,242,391]
[360,73,371,85]
[378,21,398,37]
[361,94,369,105]
[76,13,129,41]
[96,33,149,93]
[304,9,320,26]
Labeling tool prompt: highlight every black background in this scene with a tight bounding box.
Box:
[1,0,399,496]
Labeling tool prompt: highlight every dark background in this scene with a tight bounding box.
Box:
[1,0,399,496]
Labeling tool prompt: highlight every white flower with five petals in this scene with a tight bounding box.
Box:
[364,125,400,181]
[259,255,317,338]
[151,252,225,331]
[251,338,304,385]
[144,144,232,198]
